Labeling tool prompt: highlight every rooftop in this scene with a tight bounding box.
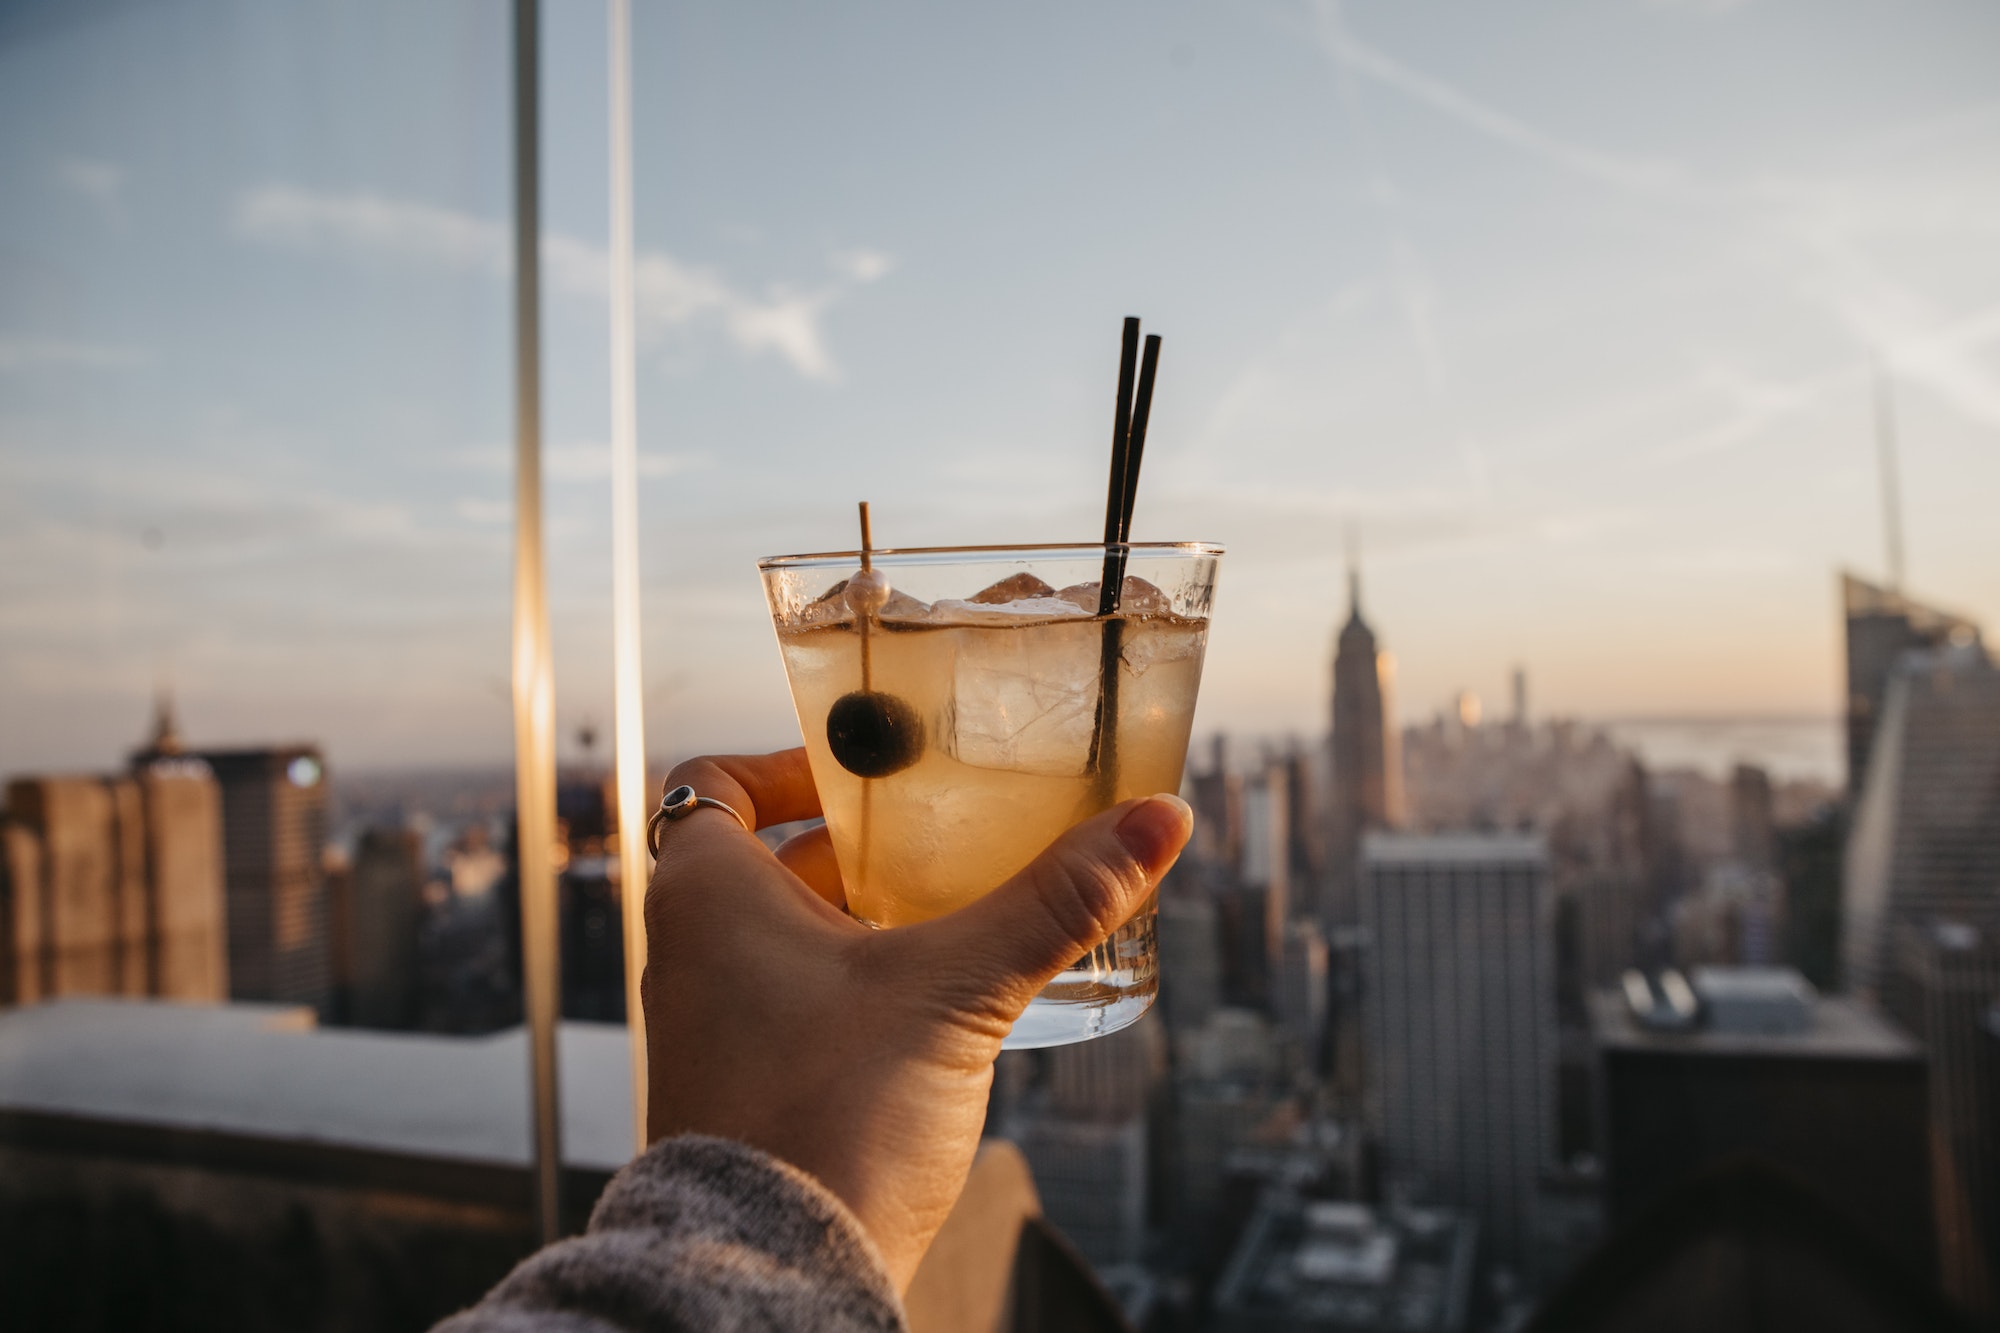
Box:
[1690,966,1816,1035]
[1689,966,1815,1004]
[1213,1190,1476,1332]
[0,998,636,1171]
[1359,830,1546,865]
[1589,990,1919,1062]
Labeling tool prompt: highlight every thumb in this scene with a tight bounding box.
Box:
[900,793,1193,1020]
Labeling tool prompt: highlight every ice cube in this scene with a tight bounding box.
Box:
[798,575,930,627]
[929,596,1089,625]
[1053,575,1170,616]
[968,572,1057,604]
[876,589,933,622]
[798,579,855,628]
[948,618,1105,776]
[1120,618,1203,676]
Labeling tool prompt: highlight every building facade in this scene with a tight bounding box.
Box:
[1007,1109,1149,1270]
[1590,984,1936,1290]
[1211,1192,1475,1333]
[1843,572,1981,799]
[1883,920,2000,1318]
[1842,642,2000,997]
[197,747,333,1017]
[1360,832,1554,1276]
[335,828,424,1029]
[1328,570,1399,927]
[1,759,226,1005]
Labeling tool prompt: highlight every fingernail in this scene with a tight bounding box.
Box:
[1116,794,1192,874]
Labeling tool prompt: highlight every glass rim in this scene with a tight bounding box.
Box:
[756,539,1225,570]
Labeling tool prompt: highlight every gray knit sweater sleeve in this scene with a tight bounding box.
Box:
[434,1135,908,1333]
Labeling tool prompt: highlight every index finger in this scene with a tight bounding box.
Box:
[663,748,823,832]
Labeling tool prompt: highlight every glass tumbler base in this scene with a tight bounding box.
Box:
[1001,906,1157,1049]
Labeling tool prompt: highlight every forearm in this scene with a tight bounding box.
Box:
[435,1135,907,1333]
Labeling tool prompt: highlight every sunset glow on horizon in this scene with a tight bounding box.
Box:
[3,1,1997,784]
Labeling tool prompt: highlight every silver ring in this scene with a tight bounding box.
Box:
[646,782,751,856]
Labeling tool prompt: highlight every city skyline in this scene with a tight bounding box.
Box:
[4,1,1999,780]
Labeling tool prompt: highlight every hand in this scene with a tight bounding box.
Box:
[640,748,1191,1292]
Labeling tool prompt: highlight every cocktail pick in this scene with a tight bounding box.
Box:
[827,501,924,778]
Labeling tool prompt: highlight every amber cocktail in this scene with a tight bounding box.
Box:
[759,542,1221,1047]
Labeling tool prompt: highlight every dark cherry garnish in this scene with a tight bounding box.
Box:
[827,690,925,778]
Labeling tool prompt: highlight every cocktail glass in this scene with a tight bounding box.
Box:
[758,541,1222,1047]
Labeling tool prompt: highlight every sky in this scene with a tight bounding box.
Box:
[3,0,1998,784]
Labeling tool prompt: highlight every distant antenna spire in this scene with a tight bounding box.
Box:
[1874,356,1906,593]
[149,683,184,756]
[1346,524,1362,614]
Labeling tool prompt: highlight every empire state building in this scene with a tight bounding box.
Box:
[1327,566,1401,923]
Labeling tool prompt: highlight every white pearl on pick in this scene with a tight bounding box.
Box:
[845,568,892,615]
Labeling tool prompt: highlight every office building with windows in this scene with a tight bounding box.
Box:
[1843,641,2000,997]
[1883,920,2000,1318]
[1360,832,1554,1276]
[196,747,333,1017]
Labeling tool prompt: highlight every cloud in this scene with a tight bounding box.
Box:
[231,184,892,382]
[1647,297,2000,467]
[1791,237,2000,430]
[453,498,510,524]
[831,248,895,283]
[444,440,704,481]
[1651,361,1852,464]
[57,156,122,206]
[1310,2,1688,199]
[1320,4,1450,394]
[1310,2,2000,441]
[1304,15,2000,459]
[0,338,148,370]
[544,440,703,481]
[1647,547,1796,577]
[235,184,502,272]
[1879,303,2000,428]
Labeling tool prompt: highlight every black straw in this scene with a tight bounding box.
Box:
[1120,335,1161,543]
[1090,317,1161,786]
[1097,318,1141,616]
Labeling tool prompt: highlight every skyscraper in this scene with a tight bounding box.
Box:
[1590,973,1936,1291]
[135,758,229,1000]
[0,752,225,1005]
[335,828,424,1029]
[1843,641,2000,996]
[1328,567,1400,925]
[1282,745,1328,918]
[1730,763,1777,873]
[1188,734,1244,874]
[2,778,130,996]
[1241,754,1291,980]
[196,746,333,1016]
[1156,889,1222,1033]
[1360,831,1554,1275]
[1007,1112,1149,1270]
[1272,918,1328,1067]
[1883,920,2000,1318]
[1844,573,1981,799]
[1576,757,1652,996]
[0,821,40,1002]
[1006,1016,1163,1270]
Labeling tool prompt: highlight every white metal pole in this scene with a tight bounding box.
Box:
[607,0,652,1155]
[512,0,564,1244]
